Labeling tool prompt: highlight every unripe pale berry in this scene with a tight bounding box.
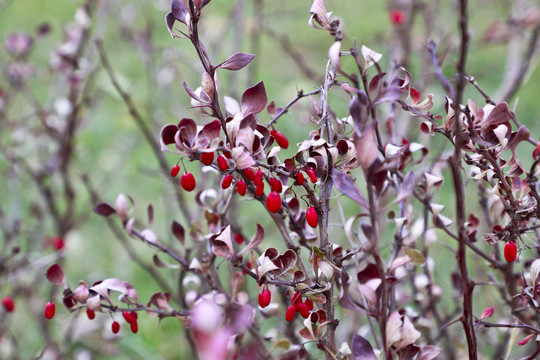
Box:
[111,321,120,334]
[237,180,247,196]
[86,309,95,320]
[504,241,517,263]
[217,155,228,171]
[306,207,319,228]
[170,164,180,177]
[222,174,233,189]
[258,289,271,308]
[200,151,214,166]
[285,305,296,322]
[271,130,289,149]
[269,178,282,193]
[2,296,14,312]
[266,191,281,213]
[298,302,310,319]
[44,302,55,319]
[181,172,196,192]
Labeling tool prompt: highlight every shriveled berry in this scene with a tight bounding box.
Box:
[44,302,55,319]
[295,172,305,185]
[130,321,138,334]
[217,155,228,171]
[298,302,310,318]
[122,311,134,324]
[2,296,14,312]
[111,321,120,334]
[504,241,517,263]
[306,167,317,183]
[306,207,319,228]
[271,130,289,149]
[269,178,283,193]
[244,168,256,181]
[170,164,180,177]
[235,234,244,244]
[200,151,214,166]
[255,183,264,197]
[305,298,314,311]
[222,174,234,189]
[86,309,95,320]
[285,305,296,322]
[266,191,281,213]
[181,172,196,192]
[237,180,247,196]
[258,289,271,308]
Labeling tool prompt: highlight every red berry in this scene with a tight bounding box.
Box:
[533,143,540,159]
[111,321,120,334]
[244,168,256,181]
[266,191,281,213]
[306,207,319,228]
[181,172,196,192]
[285,305,296,322]
[131,311,138,320]
[130,320,138,334]
[235,234,244,244]
[504,241,517,263]
[298,302,310,319]
[305,298,314,311]
[237,180,247,196]
[271,130,289,149]
[306,167,317,183]
[223,149,232,159]
[254,170,263,186]
[217,155,228,171]
[269,178,283,193]
[122,311,134,324]
[86,309,95,320]
[295,172,305,185]
[200,151,214,166]
[170,164,180,177]
[52,236,65,251]
[44,302,55,319]
[2,297,14,312]
[255,183,264,197]
[222,174,234,189]
[258,289,271,308]
[389,9,406,26]
[291,291,302,305]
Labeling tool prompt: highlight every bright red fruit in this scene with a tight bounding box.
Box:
[130,321,138,333]
[244,168,256,181]
[217,155,228,171]
[504,241,517,263]
[181,172,196,192]
[222,174,234,189]
[200,151,214,165]
[2,296,14,312]
[269,178,283,193]
[235,234,244,244]
[44,302,55,319]
[86,309,95,320]
[291,291,302,305]
[306,167,317,183]
[52,236,65,251]
[306,207,319,228]
[111,321,120,334]
[255,183,264,197]
[254,170,263,186]
[131,311,138,320]
[237,180,247,196]
[122,311,134,324]
[271,130,289,149]
[170,164,180,177]
[295,172,305,185]
[258,289,271,308]
[389,9,406,26]
[285,305,296,322]
[305,298,314,311]
[298,302,310,318]
[266,191,282,213]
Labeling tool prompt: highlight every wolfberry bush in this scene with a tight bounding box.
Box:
[2,0,540,359]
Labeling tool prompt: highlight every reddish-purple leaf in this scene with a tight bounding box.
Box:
[171,221,185,245]
[352,334,377,360]
[199,119,221,141]
[217,52,255,71]
[160,124,178,146]
[393,171,415,205]
[93,203,116,217]
[374,85,401,105]
[517,333,535,346]
[332,169,368,208]
[480,306,495,320]
[238,224,264,255]
[171,0,189,25]
[241,81,267,116]
[416,345,442,360]
[46,264,66,288]
[183,82,203,102]
[338,271,374,316]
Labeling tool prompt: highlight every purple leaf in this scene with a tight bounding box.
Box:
[199,119,222,141]
[352,334,377,360]
[171,221,185,245]
[160,124,178,146]
[374,85,401,105]
[93,203,116,217]
[165,13,178,38]
[332,169,368,208]
[241,81,267,116]
[393,171,415,204]
[354,126,378,170]
[171,0,189,25]
[338,271,374,317]
[183,82,203,102]
[217,52,255,71]
[238,224,264,255]
[46,264,66,288]
[416,345,442,360]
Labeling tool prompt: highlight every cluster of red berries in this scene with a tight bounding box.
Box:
[285,291,314,322]
[258,288,271,308]
[122,310,139,334]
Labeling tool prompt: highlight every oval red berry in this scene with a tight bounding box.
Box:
[200,151,214,166]
[285,305,296,322]
[86,309,95,320]
[258,289,271,308]
[305,298,314,311]
[45,302,55,319]
[122,311,134,324]
[266,191,281,213]
[181,172,196,192]
[130,321,138,334]
[306,207,319,228]
[170,164,180,177]
[269,178,283,193]
[217,155,228,171]
[298,302,310,319]
[295,172,305,185]
[504,241,517,263]
[271,130,289,149]
[222,174,234,189]
[2,296,14,312]
[111,321,120,334]
[237,180,247,196]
